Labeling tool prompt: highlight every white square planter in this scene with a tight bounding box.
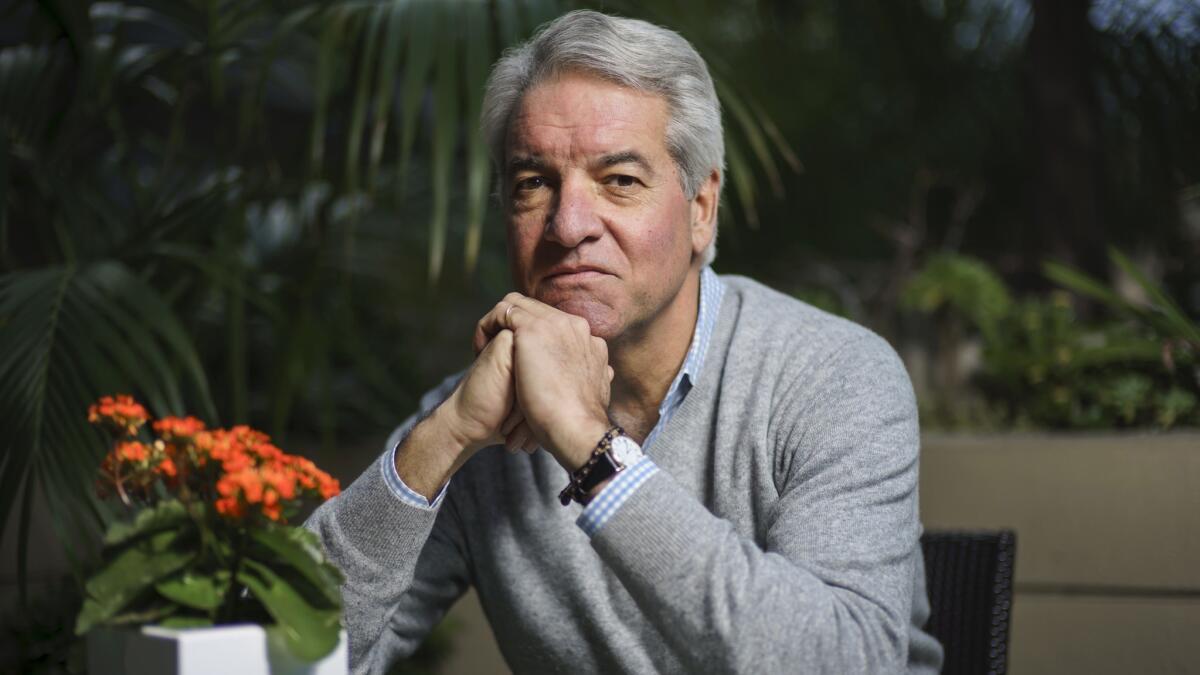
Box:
[87,624,348,675]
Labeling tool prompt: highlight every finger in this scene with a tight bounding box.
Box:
[591,336,609,362]
[504,421,531,454]
[476,328,514,367]
[520,422,540,454]
[474,293,533,354]
[473,300,508,354]
[474,293,587,353]
[501,405,524,436]
[607,365,614,382]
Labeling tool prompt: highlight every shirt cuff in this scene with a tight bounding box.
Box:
[576,457,659,537]
[379,440,450,510]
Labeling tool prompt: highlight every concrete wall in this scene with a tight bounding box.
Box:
[920,433,1200,675]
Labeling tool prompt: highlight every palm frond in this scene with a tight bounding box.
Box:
[0,264,213,602]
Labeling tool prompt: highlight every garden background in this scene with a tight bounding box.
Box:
[2,0,1198,673]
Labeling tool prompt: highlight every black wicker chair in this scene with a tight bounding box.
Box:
[920,529,1017,675]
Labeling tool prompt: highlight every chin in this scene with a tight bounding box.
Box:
[538,293,624,339]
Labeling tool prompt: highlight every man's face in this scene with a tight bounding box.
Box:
[504,71,712,342]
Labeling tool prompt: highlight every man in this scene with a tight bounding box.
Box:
[307,10,943,674]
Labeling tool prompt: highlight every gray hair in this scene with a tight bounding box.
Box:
[481,10,724,266]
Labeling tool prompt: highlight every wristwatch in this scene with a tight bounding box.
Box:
[559,430,644,506]
[577,435,643,495]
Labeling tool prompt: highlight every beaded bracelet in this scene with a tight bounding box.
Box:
[558,425,625,506]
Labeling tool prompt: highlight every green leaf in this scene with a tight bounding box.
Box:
[103,500,191,548]
[309,9,348,178]
[238,6,320,148]
[724,128,758,228]
[716,77,784,197]
[427,1,459,283]
[366,0,408,190]
[462,0,494,273]
[1108,247,1200,345]
[1043,260,1131,311]
[248,526,344,607]
[108,602,180,626]
[344,5,385,193]
[155,571,229,611]
[238,559,342,663]
[86,261,216,420]
[76,529,194,634]
[395,0,437,199]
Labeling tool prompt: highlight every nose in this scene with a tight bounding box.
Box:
[545,174,604,248]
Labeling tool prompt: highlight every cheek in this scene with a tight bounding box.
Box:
[508,213,543,251]
[506,222,538,282]
[619,203,692,289]
[638,198,693,256]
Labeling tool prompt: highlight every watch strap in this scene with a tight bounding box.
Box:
[558,426,625,506]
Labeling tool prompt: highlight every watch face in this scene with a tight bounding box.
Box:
[609,436,643,468]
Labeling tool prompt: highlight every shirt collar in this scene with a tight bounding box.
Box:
[658,266,725,414]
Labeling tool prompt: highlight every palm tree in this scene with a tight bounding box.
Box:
[0,0,796,604]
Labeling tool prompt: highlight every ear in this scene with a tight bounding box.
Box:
[689,169,720,257]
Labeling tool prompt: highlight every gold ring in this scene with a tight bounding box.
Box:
[504,304,515,325]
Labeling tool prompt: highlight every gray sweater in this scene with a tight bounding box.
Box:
[306,275,944,674]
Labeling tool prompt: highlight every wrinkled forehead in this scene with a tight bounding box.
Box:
[504,72,671,171]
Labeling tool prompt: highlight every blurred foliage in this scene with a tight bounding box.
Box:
[905,251,1198,429]
[0,0,795,665]
[902,253,1013,340]
[718,0,1200,328]
[2,0,1199,668]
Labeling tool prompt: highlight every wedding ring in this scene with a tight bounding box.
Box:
[504,304,515,326]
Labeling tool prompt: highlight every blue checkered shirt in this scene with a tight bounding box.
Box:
[382,266,726,537]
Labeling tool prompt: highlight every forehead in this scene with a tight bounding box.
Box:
[506,72,670,164]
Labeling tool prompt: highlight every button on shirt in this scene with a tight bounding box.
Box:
[381,266,726,537]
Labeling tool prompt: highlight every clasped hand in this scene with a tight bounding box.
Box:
[441,292,614,473]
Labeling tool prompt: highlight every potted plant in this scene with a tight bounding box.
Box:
[76,395,347,675]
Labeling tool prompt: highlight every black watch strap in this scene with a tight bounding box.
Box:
[558,426,625,506]
[575,451,620,496]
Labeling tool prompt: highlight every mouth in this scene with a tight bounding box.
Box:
[543,265,611,282]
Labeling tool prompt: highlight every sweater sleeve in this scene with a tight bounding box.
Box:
[587,333,921,674]
[304,376,470,674]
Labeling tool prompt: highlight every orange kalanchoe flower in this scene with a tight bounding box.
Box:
[115,440,149,463]
[153,416,206,440]
[287,456,340,499]
[216,465,301,522]
[156,457,178,479]
[89,394,340,523]
[261,502,282,521]
[214,495,244,519]
[88,395,150,436]
[261,465,298,500]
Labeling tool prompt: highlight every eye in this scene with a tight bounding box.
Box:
[514,176,547,193]
[606,174,640,188]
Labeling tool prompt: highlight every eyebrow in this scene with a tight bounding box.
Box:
[506,151,656,177]
[596,151,655,176]
[507,155,548,175]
